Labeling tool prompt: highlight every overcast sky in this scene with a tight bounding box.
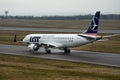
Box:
[0,0,120,16]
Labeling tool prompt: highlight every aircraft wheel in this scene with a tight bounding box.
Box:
[64,48,70,54]
[46,50,51,54]
[67,49,70,53]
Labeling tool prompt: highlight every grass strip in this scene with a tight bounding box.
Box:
[0,53,120,80]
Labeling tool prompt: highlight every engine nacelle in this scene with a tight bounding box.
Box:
[28,44,39,51]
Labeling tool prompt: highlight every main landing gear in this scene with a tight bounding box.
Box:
[44,46,70,54]
[45,46,51,54]
[46,49,51,54]
[64,48,71,54]
[45,48,70,54]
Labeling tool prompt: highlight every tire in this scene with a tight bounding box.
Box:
[64,49,70,54]
[46,50,51,54]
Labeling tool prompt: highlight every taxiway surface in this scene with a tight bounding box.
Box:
[0,26,120,33]
[0,44,120,67]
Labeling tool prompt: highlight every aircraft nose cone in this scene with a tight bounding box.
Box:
[23,35,30,43]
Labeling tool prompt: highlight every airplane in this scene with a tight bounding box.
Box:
[14,11,119,54]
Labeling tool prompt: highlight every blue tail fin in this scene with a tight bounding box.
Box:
[83,11,100,34]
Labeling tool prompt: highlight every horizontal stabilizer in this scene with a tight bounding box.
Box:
[98,34,120,41]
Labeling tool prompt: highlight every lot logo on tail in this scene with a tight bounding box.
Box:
[84,11,100,34]
[90,17,99,32]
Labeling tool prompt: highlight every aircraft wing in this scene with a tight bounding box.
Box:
[78,34,102,40]
[78,34,96,39]
[79,34,120,41]
[98,34,120,41]
[41,42,63,48]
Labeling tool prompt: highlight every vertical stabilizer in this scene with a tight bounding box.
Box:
[83,11,100,34]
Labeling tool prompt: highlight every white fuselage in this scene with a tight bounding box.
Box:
[14,11,102,53]
[23,34,95,49]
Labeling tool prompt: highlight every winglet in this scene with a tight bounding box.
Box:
[83,11,100,34]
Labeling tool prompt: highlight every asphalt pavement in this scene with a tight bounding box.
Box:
[0,26,120,33]
[0,44,120,67]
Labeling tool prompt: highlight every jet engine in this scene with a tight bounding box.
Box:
[28,44,39,51]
